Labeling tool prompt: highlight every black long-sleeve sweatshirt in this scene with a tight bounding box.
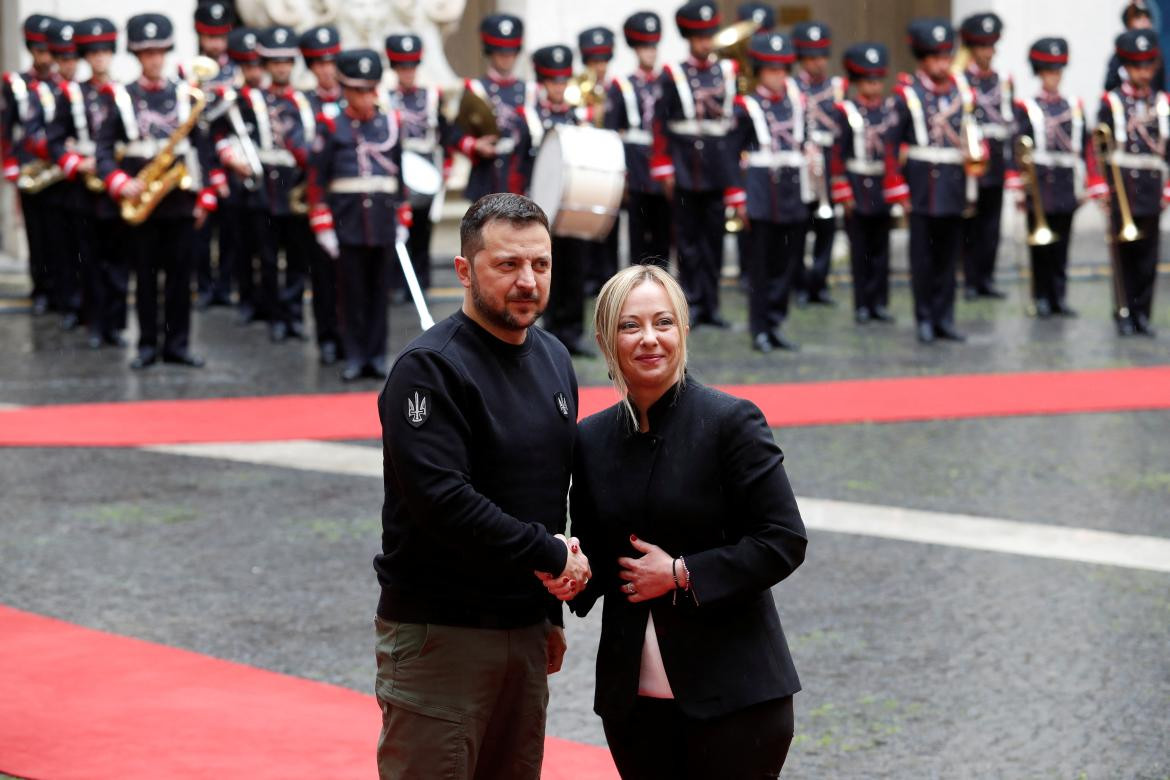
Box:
[374,309,577,629]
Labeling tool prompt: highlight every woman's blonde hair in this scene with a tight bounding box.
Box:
[593,264,690,427]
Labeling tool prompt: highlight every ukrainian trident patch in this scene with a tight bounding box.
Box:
[404,389,430,428]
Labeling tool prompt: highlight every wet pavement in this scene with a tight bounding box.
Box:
[1,215,1169,777]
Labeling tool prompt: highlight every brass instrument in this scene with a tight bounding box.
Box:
[960,109,987,178]
[120,86,209,225]
[714,19,761,96]
[950,45,972,75]
[1014,136,1058,246]
[455,87,499,137]
[1092,125,1141,243]
[16,160,66,194]
[288,181,309,215]
[565,70,606,127]
[83,172,106,193]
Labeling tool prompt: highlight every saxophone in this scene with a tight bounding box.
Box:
[16,159,66,194]
[120,69,215,225]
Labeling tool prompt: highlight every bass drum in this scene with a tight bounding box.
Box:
[529,125,626,241]
[403,150,443,209]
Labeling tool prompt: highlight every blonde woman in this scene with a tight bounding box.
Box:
[548,264,808,778]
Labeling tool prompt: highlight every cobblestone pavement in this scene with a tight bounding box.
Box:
[1,247,1168,777]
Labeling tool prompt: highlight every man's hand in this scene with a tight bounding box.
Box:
[662,174,675,202]
[618,536,679,603]
[230,158,253,179]
[194,205,209,230]
[735,203,750,230]
[473,135,498,158]
[78,157,96,175]
[546,626,567,675]
[119,178,145,200]
[535,535,591,601]
[316,228,340,259]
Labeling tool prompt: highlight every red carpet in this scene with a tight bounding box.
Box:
[2,366,1169,447]
[0,605,617,780]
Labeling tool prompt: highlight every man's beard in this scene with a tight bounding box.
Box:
[469,268,543,332]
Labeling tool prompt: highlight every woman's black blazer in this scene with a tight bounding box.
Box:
[569,376,807,721]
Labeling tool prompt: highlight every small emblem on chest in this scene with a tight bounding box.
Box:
[404,389,430,427]
[554,392,570,419]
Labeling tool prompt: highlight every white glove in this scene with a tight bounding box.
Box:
[396,223,409,245]
[316,228,340,259]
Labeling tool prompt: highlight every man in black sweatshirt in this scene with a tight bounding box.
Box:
[374,193,591,779]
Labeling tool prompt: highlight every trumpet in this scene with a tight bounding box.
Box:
[960,110,987,178]
[1092,124,1135,321]
[1014,136,1058,247]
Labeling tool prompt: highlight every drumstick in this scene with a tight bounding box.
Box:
[395,241,435,330]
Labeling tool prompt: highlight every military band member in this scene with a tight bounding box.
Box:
[95,13,216,369]
[793,21,844,306]
[300,25,343,120]
[605,12,671,269]
[529,44,594,356]
[213,28,271,331]
[192,1,237,310]
[652,0,738,328]
[578,25,620,294]
[73,17,128,348]
[255,25,316,344]
[1013,38,1103,319]
[308,49,409,381]
[387,32,452,293]
[3,15,58,315]
[456,14,534,201]
[1105,1,1165,94]
[43,20,84,332]
[892,20,977,344]
[830,43,906,325]
[957,12,1014,300]
[737,2,775,31]
[299,24,344,364]
[1095,29,1167,337]
[725,32,808,353]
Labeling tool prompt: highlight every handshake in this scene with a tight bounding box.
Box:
[535,534,591,602]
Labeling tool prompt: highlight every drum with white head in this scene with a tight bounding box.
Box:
[529,125,626,241]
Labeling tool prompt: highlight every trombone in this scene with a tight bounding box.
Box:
[1013,136,1058,246]
[1091,124,1136,321]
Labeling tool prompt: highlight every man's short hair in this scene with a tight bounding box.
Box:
[459,193,550,261]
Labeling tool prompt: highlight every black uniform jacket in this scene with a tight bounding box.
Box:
[569,376,806,721]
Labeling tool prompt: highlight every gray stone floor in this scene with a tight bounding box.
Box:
[1,231,1169,777]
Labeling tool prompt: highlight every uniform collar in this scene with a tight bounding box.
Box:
[137,76,167,92]
[916,69,955,95]
[317,85,340,101]
[487,67,516,86]
[854,93,884,108]
[636,65,658,80]
[798,70,825,88]
[686,54,715,69]
[1037,88,1062,103]
[1122,81,1152,99]
[344,104,376,122]
[966,63,995,79]
[539,95,571,112]
[754,83,787,101]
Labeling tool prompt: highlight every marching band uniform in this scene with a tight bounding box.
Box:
[300,25,343,364]
[71,17,128,347]
[212,28,269,330]
[605,12,671,268]
[957,13,1015,300]
[892,20,977,344]
[255,26,316,344]
[530,44,595,356]
[1095,29,1168,337]
[793,21,844,306]
[308,49,409,381]
[95,13,216,369]
[1013,38,1103,318]
[456,15,534,202]
[3,15,58,315]
[652,1,738,327]
[725,32,809,353]
[578,26,620,294]
[830,43,906,325]
[192,1,237,310]
[43,21,84,331]
[387,33,453,293]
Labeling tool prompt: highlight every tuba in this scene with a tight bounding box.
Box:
[1014,136,1058,246]
[565,70,607,127]
[119,59,219,225]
